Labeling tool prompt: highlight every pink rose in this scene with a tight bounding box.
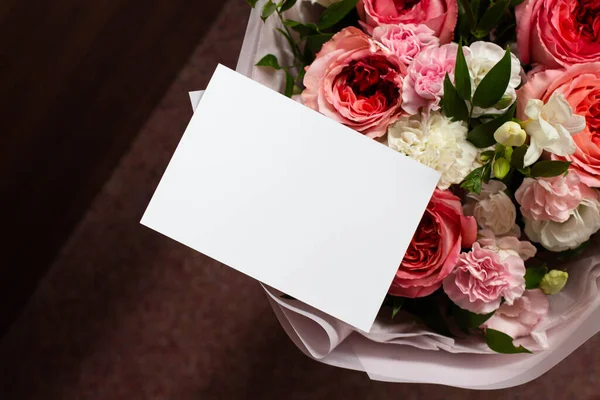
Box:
[302,27,406,138]
[481,289,549,340]
[517,63,600,187]
[389,189,477,298]
[443,243,526,314]
[515,173,597,222]
[357,0,458,44]
[372,23,439,67]
[401,43,458,116]
[516,0,600,67]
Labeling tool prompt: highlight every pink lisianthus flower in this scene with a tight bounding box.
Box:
[372,23,439,67]
[357,0,458,44]
[481,289,549,343]
[443,243,526,314]
[401,43,459,116]
[302,27,406,138]
[389,189,477,298]
[515,172,597,223]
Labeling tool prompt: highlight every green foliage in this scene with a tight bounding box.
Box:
[452,304,495,332]
[284,71,295,97]
[460,163,492,194]
[473,0,511,38]
[391,297,404,319]
[246,0,259,7]
[284,20,320,37]
[472,47,512,108]
[525,264,548,289]
[261,0,278,21]
[454,43,472,101]
[318,0,359,29]
[278,0,297,12]
[510,144,528,169]
[486,329,532,354]
[443,74,469,121]
[467,103,516,148]
[255,54,281,69]
[530,160,572,178]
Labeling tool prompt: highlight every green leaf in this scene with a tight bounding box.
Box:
[461,165,485,194]
[284,71,294,98]
[456,1,472,37]
[467,102,516,148]
[459,0,477,29]
[472,46,512,108]
[276,28,298,57]
[255,54,281,69]
[530,160,572,178]
[455,42,472,101]
[304,33,334,59]
[279,0,297,12]
[246,0,259,7]
[557,241,589,261]
[510,0,526,6]
[284,20,320,37]
[261,0,278,22]
[453,304,495,332]
[391,297,404,319]
[510,143,528,169]
[318,0,359,30]
[486,328,532,354]
[525,264,548,289]
[443,74,469,121]
[473,0,510,38]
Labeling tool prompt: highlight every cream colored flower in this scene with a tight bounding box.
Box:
[464,180,517,235]
[387,112,477,190]
[522,93,586,167]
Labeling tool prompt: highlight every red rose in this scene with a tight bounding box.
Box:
[389,189,477,298]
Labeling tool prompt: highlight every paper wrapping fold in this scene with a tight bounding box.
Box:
[186,0,600,387]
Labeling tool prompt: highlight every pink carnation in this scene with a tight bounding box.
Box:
[482,289,549,340]
[515,172,597,223]
[302,27,406,138]
[357,0,458,44]
[443,243,526,314]
[372,23,439,67]
[401,43,458,116]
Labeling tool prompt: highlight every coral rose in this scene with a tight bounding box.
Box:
[302,27,406,138]
[357,0,458,44]
[389,189,477,298]
[517,63,600,187]
[516,0,600,67]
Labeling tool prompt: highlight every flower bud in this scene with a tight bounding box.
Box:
[494,121,527,147]
[540,270,568,295]
[493,157,510,179]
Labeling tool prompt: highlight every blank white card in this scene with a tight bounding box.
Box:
[141,65,440,331]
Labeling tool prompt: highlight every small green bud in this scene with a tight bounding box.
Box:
[493,158,510,179]
[540,270,569,295]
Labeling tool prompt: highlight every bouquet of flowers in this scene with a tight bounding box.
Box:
[241,0,600,380]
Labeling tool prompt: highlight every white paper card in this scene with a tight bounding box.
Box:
[142,64,440,331]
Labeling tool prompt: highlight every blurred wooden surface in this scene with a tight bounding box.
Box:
[0,0,227,335]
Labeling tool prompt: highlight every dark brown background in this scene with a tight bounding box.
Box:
[0,1,598,398]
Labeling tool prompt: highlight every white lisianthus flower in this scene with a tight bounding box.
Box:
[522,93,587,167]
[387,112,477,190]
[464,180,517,236]
[524,196,600,252]
[466,41,522,117]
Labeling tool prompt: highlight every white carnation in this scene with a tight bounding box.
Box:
[524,197,600,252]
[466,41,522,117]
[464,180,517,236]
[387,112,477,190]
